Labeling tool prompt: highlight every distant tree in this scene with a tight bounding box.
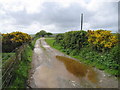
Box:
[46,32,53,36]
[35,30,47,37]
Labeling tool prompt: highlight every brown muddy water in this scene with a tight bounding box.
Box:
[56,56,98,84]
[56,56,118,88]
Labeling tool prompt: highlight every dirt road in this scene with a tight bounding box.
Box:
[28,38,118,88]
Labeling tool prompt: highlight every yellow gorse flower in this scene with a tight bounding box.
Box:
[87,30,118,50]
[2,31,31,44]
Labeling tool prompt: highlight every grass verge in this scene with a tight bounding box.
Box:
[45,38,64,52]
[9,38,38,88]
[2,53,15,62]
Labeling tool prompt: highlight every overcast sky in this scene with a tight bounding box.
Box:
[0,0,119,34]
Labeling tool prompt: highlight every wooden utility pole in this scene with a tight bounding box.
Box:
[81,13,83,30]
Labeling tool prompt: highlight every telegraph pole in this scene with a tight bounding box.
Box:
[81,13,83,30]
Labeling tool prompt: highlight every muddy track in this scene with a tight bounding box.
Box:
[28,38,118,88]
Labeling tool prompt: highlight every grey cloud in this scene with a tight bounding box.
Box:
[87,2,118,32]
[36,2,87,30]
[118,1,120,32]
[0,1,118,33]
[8,9,34,25]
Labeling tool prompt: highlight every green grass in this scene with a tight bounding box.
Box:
[45,38,64,51]
[44,36,55,38]
[9,38,38,88]
[10,45,32,88]
[2,53,15,60]
[29,37,40,50]
[2,53,15,65]
[45,38,119,76]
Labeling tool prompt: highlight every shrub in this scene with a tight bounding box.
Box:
[87,30,118,52]
[55,30,88,53]
[63,30,88,50]
[110,43,120,64]
[2,31,31,52]
[55,33,64,45]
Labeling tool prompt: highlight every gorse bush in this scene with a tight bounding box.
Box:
[87,30,118,52]
[2,32,31,43]
[2,31,31,52]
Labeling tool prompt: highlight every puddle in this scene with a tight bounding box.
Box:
[56,56,98,83]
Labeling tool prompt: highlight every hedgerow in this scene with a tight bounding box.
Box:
[53,30,119,76]
[55,31,88,52]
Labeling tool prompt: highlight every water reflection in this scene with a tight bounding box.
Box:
[56,56,98,83]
